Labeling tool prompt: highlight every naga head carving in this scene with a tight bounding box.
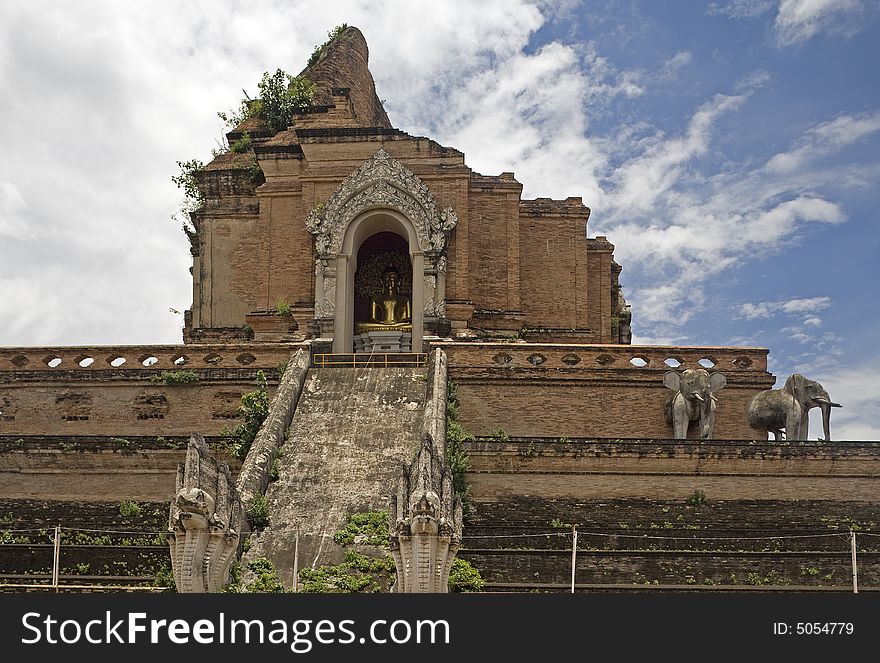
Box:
[175,487,215,518]
[409,489,441,535]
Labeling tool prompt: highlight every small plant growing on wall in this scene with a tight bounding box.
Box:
[686,489,707,506]
[218,69,315,134]
[308,24,349,66]
[333,511,389,547]
[153,370,199,385]
[446,382,473,516]
[224,371,270,459]
[230,132,252,154]
[118,500,142,518]
[246,494,269,529]
[244,557,286,593]
[492,427,509,442]
[447,558,485,593]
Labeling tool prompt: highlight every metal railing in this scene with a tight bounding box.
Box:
[312,353,428,368]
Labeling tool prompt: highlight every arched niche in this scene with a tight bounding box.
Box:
[334,210,424,353]
[307,149,456,353]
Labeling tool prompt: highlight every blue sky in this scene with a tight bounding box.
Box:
[0,0,878,439]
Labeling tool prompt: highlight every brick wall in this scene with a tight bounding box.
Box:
[0,344,302,437]
[518,198,594,332]
[459,496,880,589]
[465,438,880,502]
[0,438,239,501]
[440,342,774,439]
[194,131,627,341]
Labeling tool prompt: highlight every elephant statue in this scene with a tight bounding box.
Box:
[747,374,841,441]
[663,369,727,439]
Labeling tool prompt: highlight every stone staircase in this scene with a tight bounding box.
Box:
[242,366,428,584]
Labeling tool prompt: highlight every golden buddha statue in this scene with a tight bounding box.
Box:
[357,269,412,333]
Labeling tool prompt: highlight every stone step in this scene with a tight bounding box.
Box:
[462,527,868,552]
[459,549,877,588]
[466,498,878,530]
[243,366,428,580]
[0,544,169,576]
[0,499,169,531]
[479,582,869,593]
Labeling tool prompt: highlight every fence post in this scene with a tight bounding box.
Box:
[570,525,578,594]
[292,531,299,592]
[52,525,61,592]
[850,529,858,594]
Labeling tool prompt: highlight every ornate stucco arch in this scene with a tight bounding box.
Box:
[305,149,457,353]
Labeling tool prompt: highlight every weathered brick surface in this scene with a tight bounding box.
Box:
[0,499,172,585]
[0,545,169,577]
[518,199,594,332]
[0,343,301,372]
[460,549,880,588]
[439,343,774,439]
[460,497,880,589]
[467,497,880,529]
[294,27,391,130]
[0,438,239,501]
[0,498,169,529]
[0,344,303,437]
[465,438,880,502]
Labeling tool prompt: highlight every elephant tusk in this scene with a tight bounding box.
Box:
[813,398,842,408]
[693,393,704,402]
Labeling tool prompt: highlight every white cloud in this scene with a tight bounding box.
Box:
[740,296,832,319]
[781,296,833,315]
[709,0,868,47]
[433,41,607,202]
[741,302,773,319]
[629,284,707,327]
[708,0,775,18]
[661,51,693,79]
[781,326,813,344]
[598,101,870,329]
[607,92,749,215]
[0,180,31,238]
[766,112,880,173]
[774,0,865,46]
[630,332,689,346]
[735,69,771,92]
[809,359,880,441]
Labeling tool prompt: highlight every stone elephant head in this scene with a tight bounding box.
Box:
[748,374,841,441]
[663,369,727,439]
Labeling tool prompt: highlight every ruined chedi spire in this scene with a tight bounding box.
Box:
[298,25,392,129]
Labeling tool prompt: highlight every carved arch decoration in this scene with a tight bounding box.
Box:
[305,148,458,257]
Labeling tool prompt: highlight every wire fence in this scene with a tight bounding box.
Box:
[0,525,171,592]
[460,525,868,593]
[1,523,874,593]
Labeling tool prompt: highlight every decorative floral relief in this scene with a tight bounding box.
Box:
[305,149,458,256]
